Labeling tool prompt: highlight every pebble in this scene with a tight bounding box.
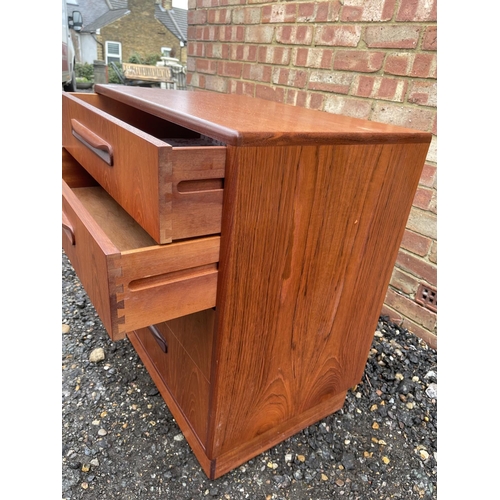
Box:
[89,347,105,363]
[62,250,437,500]
[425,383,438,399]
[97,429,107,436]
[62,324,71,334]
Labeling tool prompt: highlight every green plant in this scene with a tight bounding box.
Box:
[127,53,163,66]
[75,62,94,80]
[108,62,123,84]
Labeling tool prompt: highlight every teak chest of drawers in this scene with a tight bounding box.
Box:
[62,85,431,479]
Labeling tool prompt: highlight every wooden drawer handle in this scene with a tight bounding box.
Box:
[71,119,114,166]
[62,211,75,245]
[147,325,168,353]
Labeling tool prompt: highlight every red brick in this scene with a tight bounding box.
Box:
[188,42,205,57]
[262,3,297,23]
[286,90,324,110]
[257,46,291,65]
[314,25,361,47]
[377,77,406,100]
[255,84,286,103]
[204,74,228,93]
[298,1,340,22]
[384,52,410,75]
[324,95,371,119]
[341,0,396,22]
[276,25,313,45]
[230,44,257,62]
[422,26,437,51]
[364,25,420,49]
[390,267,420,295]
[400,229,432,257]
[354,75,375,97]
[385,52,436,78]
[187,58,196,72]
[334,50,385,73]
[308,70,353,94]
[380,304,437,348]
[406,206,436,240]
[232,6,261,24]
[196,59,217,74]
[372,101,435,132]
[412,186,433,210]
[408,80,437,106]
[217,61,243,78]
[396,250,436,286]
[353,75,407,102]
[219,25,244,42]
[208,43,230,59]
[200,25,219,41]
[411,53,437,78]
[272,68,308,88]
[207,8,231,24]
[429,241,437,265]
[242,64,272,83]
[385,288,436,331]
[197,0,220,6]
[245,25,274,43]
[419,164,436,188]
[230,80,255,97]
[380,303,403,325]
[294,48,334,69]
[187,26,197,41]
[188,9,207,25]
[396,0,437,21]
[189,73,206,89]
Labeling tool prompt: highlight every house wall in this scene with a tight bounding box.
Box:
[100,0,183,63]
[186,0,437,348]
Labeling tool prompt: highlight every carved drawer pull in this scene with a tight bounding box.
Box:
[71,119,114,166]
[147,325,168,353]
[62,211,75,245]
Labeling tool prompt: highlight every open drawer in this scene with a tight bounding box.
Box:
[62,150,220,341]
[62,92,226,244]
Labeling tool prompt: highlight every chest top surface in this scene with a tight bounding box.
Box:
[94,84,432,147]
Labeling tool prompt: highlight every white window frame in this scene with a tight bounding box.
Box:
[161,46,172,57]
[105,41,122,64]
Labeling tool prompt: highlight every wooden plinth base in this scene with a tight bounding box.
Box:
[128,330,347,479]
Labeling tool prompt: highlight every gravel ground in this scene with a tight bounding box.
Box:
[62,249,437,499]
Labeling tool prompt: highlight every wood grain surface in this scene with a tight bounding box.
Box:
[95,85,432,147]
[208,140,430,459]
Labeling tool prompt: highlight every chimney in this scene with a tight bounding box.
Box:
[161,0,172,10]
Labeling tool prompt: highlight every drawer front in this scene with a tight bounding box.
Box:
[62,92,226,244]
[62,175,220,341]
[133,323,210,446]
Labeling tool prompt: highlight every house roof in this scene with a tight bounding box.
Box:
[155,5,187,43]
[67,1,187,42]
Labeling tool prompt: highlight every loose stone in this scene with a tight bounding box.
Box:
[89,348,105,363]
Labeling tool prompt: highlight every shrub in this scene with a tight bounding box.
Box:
[75,62,94,80]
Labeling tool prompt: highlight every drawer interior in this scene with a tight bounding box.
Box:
[73,93,225,147]
[72,185,157,252]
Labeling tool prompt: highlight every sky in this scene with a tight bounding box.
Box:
[173,0,188,10]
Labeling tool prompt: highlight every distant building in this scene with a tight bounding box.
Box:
[66,0,187,66]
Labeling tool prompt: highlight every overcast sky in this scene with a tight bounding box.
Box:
[172,0,188,10]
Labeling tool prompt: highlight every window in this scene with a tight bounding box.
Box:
[105,41,122,64]
[161,47,172,57]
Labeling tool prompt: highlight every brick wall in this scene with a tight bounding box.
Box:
[187,0,437,348]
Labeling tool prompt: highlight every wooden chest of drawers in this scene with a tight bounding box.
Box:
[62,85,431,479]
